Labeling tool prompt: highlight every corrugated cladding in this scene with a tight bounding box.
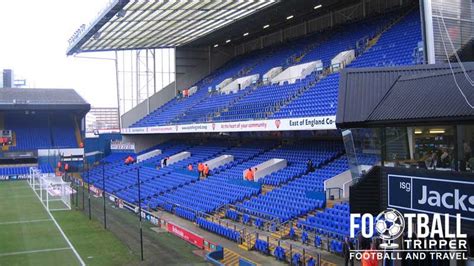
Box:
[0,88,90,112]
[337,63,474,127]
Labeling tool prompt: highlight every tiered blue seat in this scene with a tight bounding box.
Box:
[100,152,135,163]
[149,141,277,213]
[0,164,54,176]
[127,9,420,127]
[215,78,314,122]
[271,10,421,119]
[236,146,347,223]
[196,217,241,242]
[50,116,78,148]
[6,114,52,151]
[298,202,354,241]
[5,113,78,151]
[254,239,269,254]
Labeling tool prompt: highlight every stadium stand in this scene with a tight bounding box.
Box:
[5,113,79,151]
[5,113,53,151]
[50,116,78,148]
[0,164,54,176]
[129,8,421,128]
[0,88,89,152]
[76,5,426,265]
[236,155,346,223]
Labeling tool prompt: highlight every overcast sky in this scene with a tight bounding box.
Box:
[0,0,116,107]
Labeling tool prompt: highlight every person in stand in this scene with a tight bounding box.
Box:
[198,162,204,177]
[63,163,70,182]
[440,148,450,168]
[430,151,438,170]
[125,155,134,165]
[161,157,168,168]
[203,164,210,178]
[306,159,314,174]
[343,237,354,266]
[187,163,193,171]
[245,168,254,182]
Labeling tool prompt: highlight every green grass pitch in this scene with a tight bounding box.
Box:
[0,180,207,266]
[0,181,136,266]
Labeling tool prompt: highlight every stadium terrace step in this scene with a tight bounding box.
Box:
[221,248,240,265]
[239,234,256,251]
[261,185,275,195]
[221,248,259,266]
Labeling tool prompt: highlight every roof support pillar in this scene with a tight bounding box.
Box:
[420,0,436,64]
[362,0,366,18]
[146,49,150,115]
[114,51,122,129]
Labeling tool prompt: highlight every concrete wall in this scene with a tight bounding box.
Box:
[122,134,173,153]
[121,81,176,128]
[176,47,210,91]
[175,46,234,91]
[204,155,234,170]
[167,151,191,166]
[243,158,287,181]
[121,45,232,129]
[324,170,352,199]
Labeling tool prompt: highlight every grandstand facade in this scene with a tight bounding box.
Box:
[62,0,474,265]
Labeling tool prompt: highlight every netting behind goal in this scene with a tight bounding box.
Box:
[28,167,72,211]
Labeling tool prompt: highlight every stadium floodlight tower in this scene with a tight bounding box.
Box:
[29,167,72,211]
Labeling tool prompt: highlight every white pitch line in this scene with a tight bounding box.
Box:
[0,218,52,225]
[0,247,71,257]
[29,183,86,266]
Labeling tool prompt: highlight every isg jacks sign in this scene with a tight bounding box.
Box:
[388,174,474,221]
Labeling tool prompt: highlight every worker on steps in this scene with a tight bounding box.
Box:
[245,168,254,182]
[203,164,210,178]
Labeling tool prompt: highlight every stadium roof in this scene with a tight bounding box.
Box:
[0,88,90,113]
[66,0,279,55]
[336,63,474,128]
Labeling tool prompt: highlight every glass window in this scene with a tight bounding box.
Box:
[459,124,474,172]
[342,128,382,179]
[383,126,456,170]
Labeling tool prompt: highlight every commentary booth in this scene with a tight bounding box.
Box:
[336,63,474,254]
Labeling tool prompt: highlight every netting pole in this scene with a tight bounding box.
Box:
[82,162,85,210]
[40,177,43,205]
[75,173,79,208]
[69,172,74,206]
[46,181,49,211]
[102,163,107,229]
[87,164,91,220]
[137,167,144,261]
